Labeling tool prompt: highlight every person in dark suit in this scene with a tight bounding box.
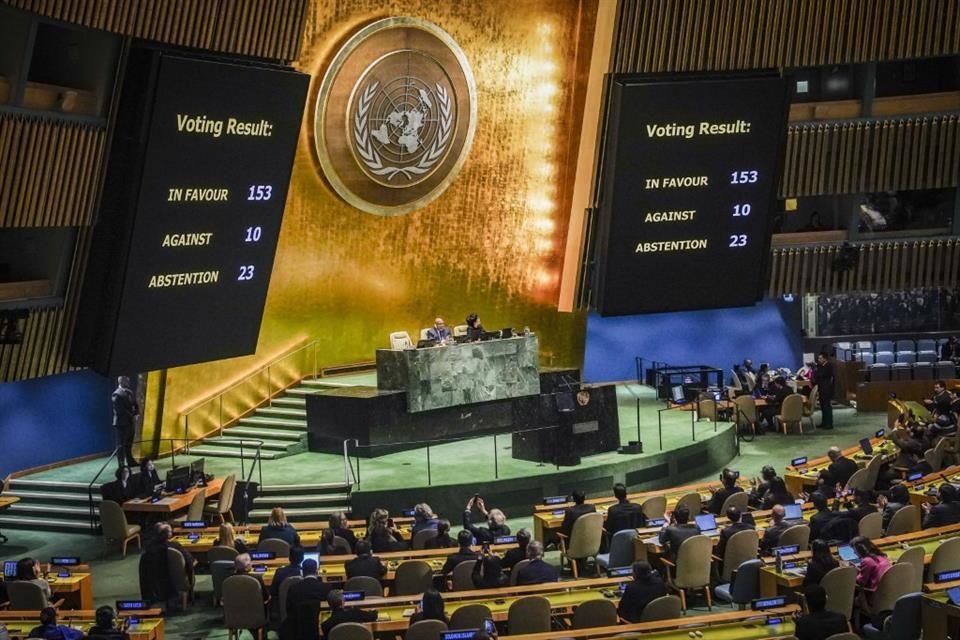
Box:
[28,607,84,640]
[367,508,407,552]
[462,496,510,543]
[813,352,835,429]
[270,545,304,602]
[259,507,301,548]
[715,506,754,560]
[344,539,386,580]
[158,522,196,585]
[320,589,377,638]
[923,482,960,529]
[283,559,331,640]
[794,584,848,640]
[802,539,838,587]
[833,489,878,523]
[657,505,700,560]
[441,530,479,576]
[514,541,559,585]
[111,376,139,468]
[409,589,448,625]
[501,528,531,570]
[234,553,270,604]
[136,459,162,498]
[819,447,857,490]
[878,484,909,531]
[86,605,130,640]
[760,505,792,554]
[560,490,596,537]
[319,512,357,554]
[707,469,743,515]
[425,319,451,343]
[101,467,137,504]
[941,337,958,362]
[760,477,796,509]
[749,465,778,508]
[606,483,646,533]
[807,492,838,542]
[424,520,456,549]
[925,380,954,416]
[616,561,668,623]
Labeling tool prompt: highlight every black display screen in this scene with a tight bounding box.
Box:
[73,51,308,374]
[593,72,787,316]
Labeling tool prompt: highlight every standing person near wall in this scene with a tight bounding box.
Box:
[111,376,139,469]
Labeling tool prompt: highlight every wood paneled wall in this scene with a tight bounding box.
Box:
[612,0,960,73]
[0,115,106,227]
[768,238,960,296]
[2,0,308,62]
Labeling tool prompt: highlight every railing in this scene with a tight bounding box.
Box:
[179,339,320,452]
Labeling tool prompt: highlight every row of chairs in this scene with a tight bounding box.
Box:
[836,338,950,357]
[389,326,470,349]
[865,361,957,381]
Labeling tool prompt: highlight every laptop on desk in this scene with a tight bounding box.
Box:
[695,513,719,536]
[784,503,804,523]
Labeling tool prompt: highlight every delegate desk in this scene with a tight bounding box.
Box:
[45,568,94,609]
[758,523,960,596]
[330,577,630,632]
[123,479,223,515]
[923,591,960,640]
[501,606,799,640]
[908,465,960,507]
[784,435,893,496]
[377,335,540,412]
[0,609,164,640]
[888,399,932,428]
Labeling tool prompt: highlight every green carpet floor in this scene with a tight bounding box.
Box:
[1,384,887,639]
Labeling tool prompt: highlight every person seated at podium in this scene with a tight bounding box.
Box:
[514,541,558,585]
[344,539,386,581]
[462,495,510,543]
[367,508,407,552]
[424,519,456,549]
[102,466,137,504]
[441,530,479,577]
[259,507,301,548]
[657,505,699,560]
[616,561,668,623]
[501,528,531,570]
[606,483,645,533]
[136,458,162,498]
[560,490,596,537]
[320,512,357,554]
[465,313,484,341]
[706,469,743,515]
[425,318,451,343]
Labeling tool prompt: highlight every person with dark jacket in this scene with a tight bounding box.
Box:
[86,606,130,640]
[560,490,597,537]
[258,507,301,547]
[749,465,778,508]
[606,483,646,533]
[409,589,448,625]
[235,553,270,604]
[794,584,848,640]
[802,540,839,587]
[514,541,559,585]
[412,503,440,536]
[319,512,357,554]
[282,559,331,640]
[28,607,84,640]
[879,484,910,531]
[501,528,531,570]
[657,505,700,560]
[462,496,510,543]
[270,545,304,602]
[424,519,456,549]
[760,477,796,510]
[715,506,754,560]
[344,539,386,580]
[160,522,196,584]
[471,550,504,588]
[616,561,668,623]
[807,492,838,542]
[706,469,743,515]
[367,508,407,552]
[136,459,162,498]
[139,533,175,605]
[813,351,835,429]
[111,376,139,469]
[101,467,137,504]
[320,590,377,638]
[923,482,960,528]
[441,530,479,576]
[819,447,857,489]
[833,489,878,524]
[761,505,792,554]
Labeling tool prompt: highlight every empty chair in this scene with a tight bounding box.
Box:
[884,505,919,537]
[597,528,635,570]
[913,363,934,380]
[917,351,938,364]
[389,331,413,350]
[176,488,207,523]
[329,622,373,640]
[412,529,438,550]
[675,493,703,517]
[509,559,530,586]
[855,350,875,363]
[697,393,717,422]
[776,394,805,434]
[936,361,958,379]
[507,596,551,634]
[99,499,142,558]
[278,575,302,622]
[258,537,291,558]
[779,524,811,551]
[571,598,618,629]
[204,473,236,524]
[874,351,895,365]
[559,511,604,577]
[449,604,492,630]
[924,438,949,473]
[640,594,683,621]
[864,455,884,491]
[868,363,890,381]
[858,512,883,539]
[664,535,712,611]
[167,547,192,609]
[926,537,960,582]
[329,535,352,555]
[874,340,894,353]
[223,574,267,639]
[641,496,667,521]
[891,363,912,380]
[734,396,758,435]
[861,591,922,640]
[895,339,915,352]
[209,545,239,565]
[719,529,759,584]
[895,351,916,364]
[714,558,761,609]
[845,468,870,492]
[821,565,857,620]
[452,324,468,337]
[419,328,431,340]
[406,620,448,640]
[856,341,874,350]
[210,560,236,606]
[344,575,383,597]
[719,491,749,515]
[895,546,924,594]
[451,560,477,591]
[864,563,914,619]
[394,560,433,595]
[917,339,937,352]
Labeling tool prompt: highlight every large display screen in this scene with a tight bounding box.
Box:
[592,73,787,316]
[73,53,309,373]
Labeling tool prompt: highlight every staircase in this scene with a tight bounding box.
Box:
[0,478,100,534]
[248,482,352,524]
[187,379,350,460]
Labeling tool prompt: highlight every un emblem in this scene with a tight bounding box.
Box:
[314,18,477,216]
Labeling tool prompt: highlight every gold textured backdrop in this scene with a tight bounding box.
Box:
[146,0,598,444]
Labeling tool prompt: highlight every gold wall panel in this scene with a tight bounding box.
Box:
[149,0,597,443]
[612,0,960,73]
[781,115,960,197]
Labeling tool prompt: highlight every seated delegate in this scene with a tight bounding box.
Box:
[617,561,667,623]
[465,313,484,341]
[425,318,451,343]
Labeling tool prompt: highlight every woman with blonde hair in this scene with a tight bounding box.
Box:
[258,506,300,546]
[214,522,249,553]
[367,507,407,552]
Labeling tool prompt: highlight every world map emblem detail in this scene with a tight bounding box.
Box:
[315,18,477,216]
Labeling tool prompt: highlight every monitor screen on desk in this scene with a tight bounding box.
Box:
[784,504,803,520]
[3,560,17,578]
[671,385,685,404]
[189,458,205,483]
[695,513,717,533]
[165,466,191,493]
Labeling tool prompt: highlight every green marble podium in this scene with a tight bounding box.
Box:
[375,335,541,412]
